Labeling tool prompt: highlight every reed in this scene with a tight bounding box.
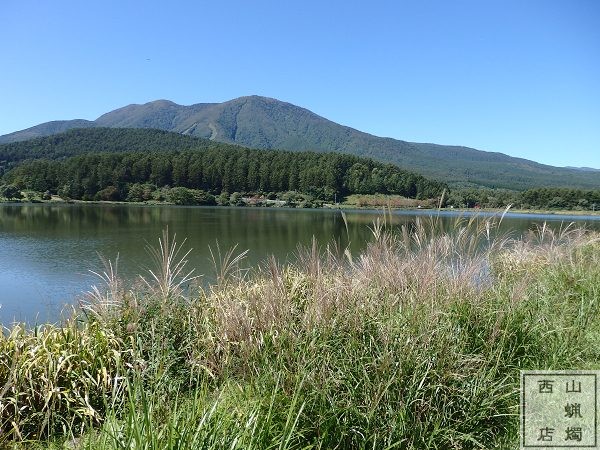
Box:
[2,215,599,448]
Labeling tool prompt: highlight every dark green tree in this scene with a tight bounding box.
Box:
[0,184,22,200]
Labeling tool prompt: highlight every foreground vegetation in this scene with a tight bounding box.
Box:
[1,217,599,448]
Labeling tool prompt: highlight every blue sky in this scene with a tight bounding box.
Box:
[1,0,599,168]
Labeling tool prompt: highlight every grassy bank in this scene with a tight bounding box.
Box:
[1,218,599,448]
[341,194,437,209]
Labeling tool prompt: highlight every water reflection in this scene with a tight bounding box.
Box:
[1,204,599,324]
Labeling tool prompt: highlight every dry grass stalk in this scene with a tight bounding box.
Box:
[80,254,127,320]
[141,228,199,299]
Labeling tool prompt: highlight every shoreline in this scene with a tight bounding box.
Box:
[2,197,600,217]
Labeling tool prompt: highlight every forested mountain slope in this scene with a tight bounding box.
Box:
[2,129,447,202]
[2,96,599,189]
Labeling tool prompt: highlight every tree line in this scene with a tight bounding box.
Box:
[3,148,447,203]
[445,187,600,211]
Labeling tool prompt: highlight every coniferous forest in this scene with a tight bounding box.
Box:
[2,142,446,204]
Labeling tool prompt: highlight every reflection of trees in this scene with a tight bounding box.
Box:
[0,204,176,236]
[1,204,598,263]
[6,203,600,326]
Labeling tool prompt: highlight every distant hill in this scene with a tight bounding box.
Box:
[1,128,447,202]
[0,119,96,143]
[0,127,222,168]
[2,96,599,190]
[565,166,600,173]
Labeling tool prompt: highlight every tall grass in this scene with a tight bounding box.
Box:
[1,215,599,448]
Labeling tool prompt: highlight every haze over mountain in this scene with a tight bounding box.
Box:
[1,96,598,190]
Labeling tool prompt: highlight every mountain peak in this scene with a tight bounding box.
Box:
[232,95,282,103]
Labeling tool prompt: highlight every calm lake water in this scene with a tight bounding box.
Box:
[1,203,599,325]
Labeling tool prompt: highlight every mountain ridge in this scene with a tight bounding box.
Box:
[1,96,599,190]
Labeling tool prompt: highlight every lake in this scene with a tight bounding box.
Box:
[1,203,599,325]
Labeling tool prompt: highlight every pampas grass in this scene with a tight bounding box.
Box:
[2,215,599,448]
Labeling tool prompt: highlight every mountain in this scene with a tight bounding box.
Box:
[565,166,600,173]
[0,119,96,144]
[2,96,599,190]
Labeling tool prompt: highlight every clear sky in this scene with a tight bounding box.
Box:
[1,0,599,168]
